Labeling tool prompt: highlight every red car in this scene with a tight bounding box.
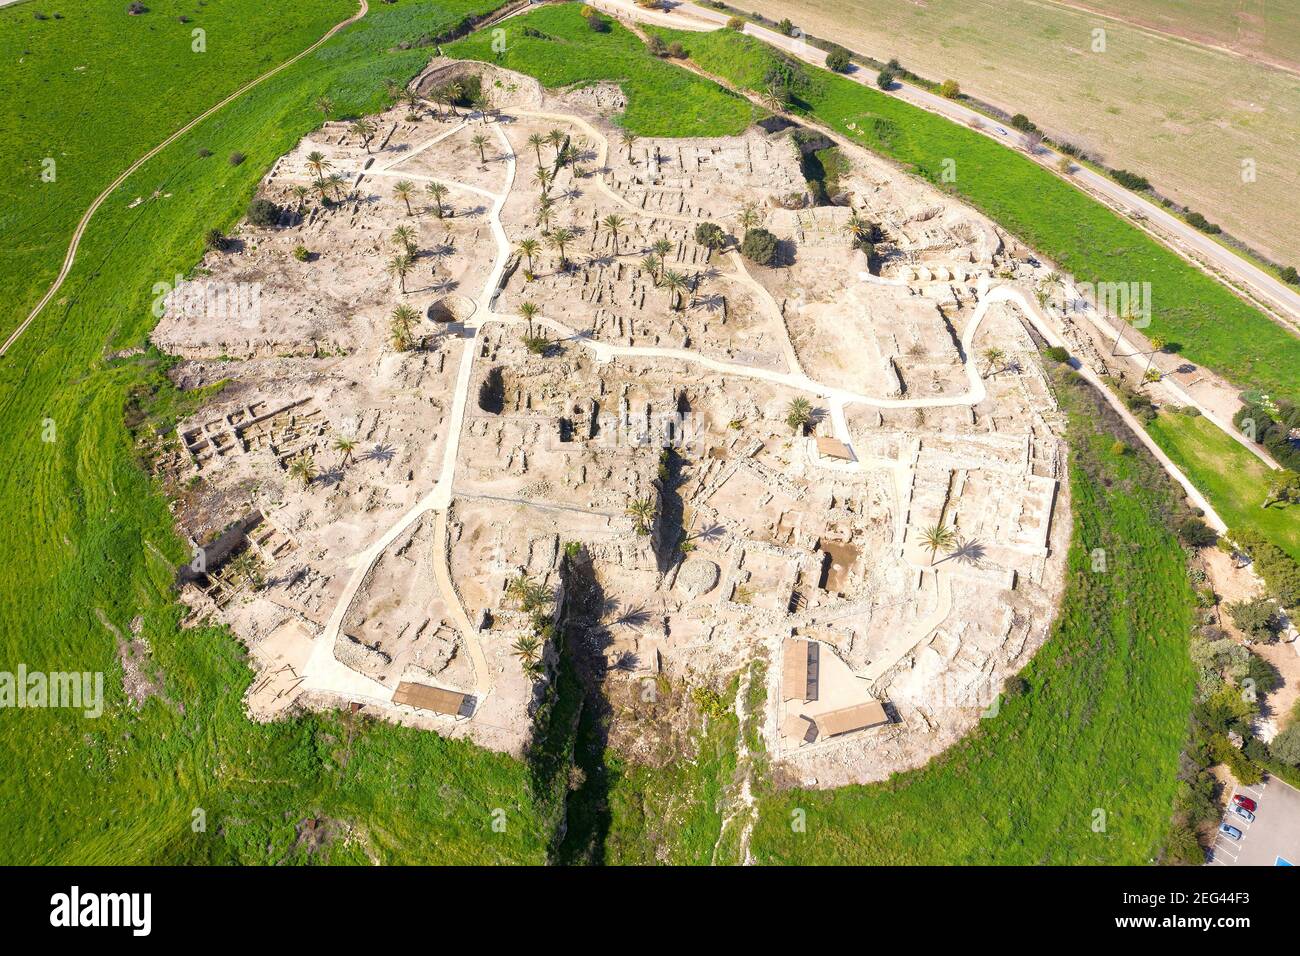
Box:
[1233,794,1257,813]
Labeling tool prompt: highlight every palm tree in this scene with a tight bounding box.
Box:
[388,252,413,293]
[518,301,539,337]
[333,435,358,467]
[391,224,417,257]
[652,238,674,266]
[507,572,549,611]
[527,133,546,165]
[535,197,555,231]
[445,81,463,116]
[920,523,957,565]
[844,212,873,245]
[426,181,448,219]
[402,89,421,116]
[739,202,760,230]
[640,255,661,282]
[512,633,542,666]
[517,238,540,273]
[305,150,332,185]
[323,172,347,202]
[660,269,688,311]
[429,89,446,119]
[393,180,415,215]
[391,304,419,336]
[471,133,489,165]
[314,96,334,119]
[548,227,574,269]
[601,213,626,253]
[785,397,812,433]
[547,128,566,157]
[621,129,639,160]
[312,177,333,205]
[534,167,553,195]
[981,347,1006,377]
[290,184,310,209]
[288,455,317,489]
[626,496,657,536]
[761,83,786,113]
[348,118,376,152]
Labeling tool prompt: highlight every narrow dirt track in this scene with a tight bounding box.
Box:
[0,0,371,358]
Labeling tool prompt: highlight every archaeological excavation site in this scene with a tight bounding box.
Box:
[144,56,1076,788]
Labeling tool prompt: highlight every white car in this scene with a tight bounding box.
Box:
[1230,804,1255,823]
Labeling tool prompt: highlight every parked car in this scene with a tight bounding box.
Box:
[1233,794,1257,813]
[1220,823,1243,840]
[1230,804,1255,823]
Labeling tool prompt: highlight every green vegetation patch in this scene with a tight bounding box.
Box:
[444,4,758,137]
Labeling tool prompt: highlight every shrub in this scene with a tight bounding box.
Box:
[292,245,310,262]
[647,34,667,57]
[876,69,895,90]
[246,198,282,228]
[1010,113,1037,133]
[1281,266,1299,285]
[727,16,744,30]
[1043,345,1070,364]
[740,227,778,266]
[228,151,246,166]
[204,228,228,252]
[667,41,686,58]
[1176,516,1218,548]
[938,79,960,98]
[824,46,850,73]
[1185,211,1221,234]
[1109,439,1129,457]
[1110,168,1151,192]
[1273,724,1300,767]
[1227,597,1281,643]
[196,147,212,158]
[776,18,796,36]
[126,1,147,13]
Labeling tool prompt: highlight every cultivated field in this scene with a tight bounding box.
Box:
[737,0,1300,268]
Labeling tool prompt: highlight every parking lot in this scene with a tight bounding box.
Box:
[1209,775,1300,866]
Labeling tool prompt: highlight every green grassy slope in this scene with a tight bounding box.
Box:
[1147,411,1300,563]
[751,371,1197,864]
[651,26,1300,403]
[444,5,759,136]
[0,0,357,338]
[0,0,549,866]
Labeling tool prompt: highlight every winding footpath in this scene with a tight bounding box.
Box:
[0,0,371,358]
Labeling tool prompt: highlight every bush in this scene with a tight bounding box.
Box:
[1109,439,1129,457]
[667,41,686,58]
[246,198,282,228]
[196,147,212,158]
[776,18,796,36]
[1110,168,1151,192]
[740,227,778,266]
[292,245,310,262]
[1176,516,1218,548]
[824,46,850,73]
[876,69,895,90]
[647,34,667,57]
[1043,345,1071,364]
[126,1,147,13]
[727,16,744,30]
[1281,266,1299,285]
[1185,211,1221,234]
[1231,528,1300,609]
[204,228,228,252]
[1226,597,1281,643]
[228,151,246,166]
[938,79,960,98]
[1010,113,1037,133]
[1273,724,1300,767]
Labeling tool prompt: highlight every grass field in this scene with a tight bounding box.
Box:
[649,23,1300,404]
[1147,411,1300,563]
[0,0,357,339]
[750,369,1197,864]
[444,4,759,136]
[733,0,1300,268]
[0,0,557,866]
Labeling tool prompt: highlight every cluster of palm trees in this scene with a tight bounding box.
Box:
[508,572,554,681]
[527,128,570,167]
[305,151,347,205]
